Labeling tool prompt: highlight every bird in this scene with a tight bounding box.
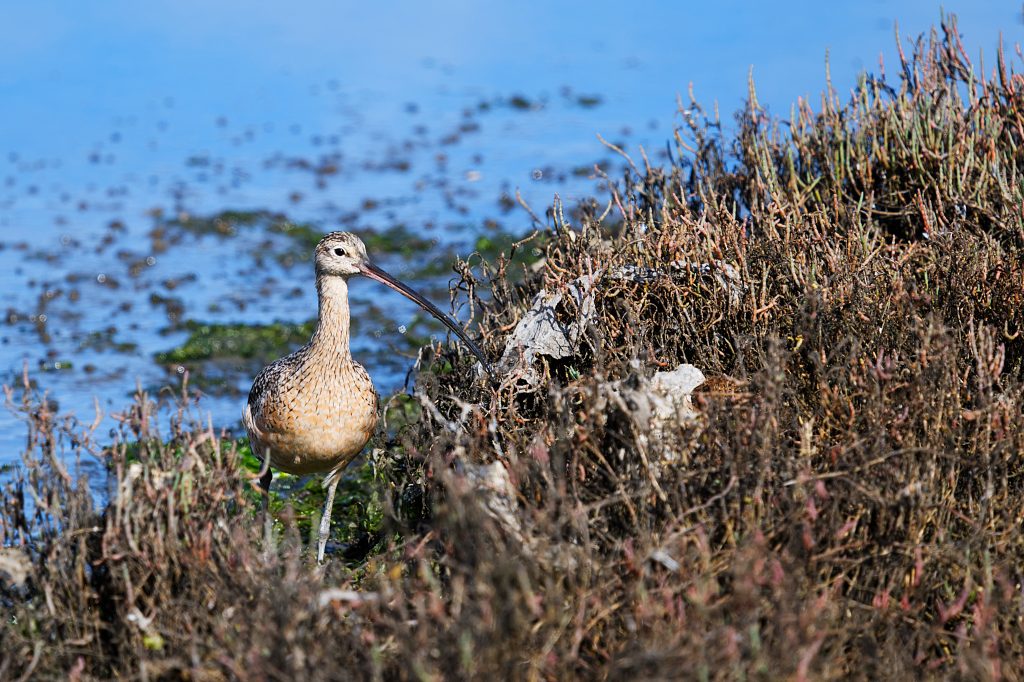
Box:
[244,231,491,563]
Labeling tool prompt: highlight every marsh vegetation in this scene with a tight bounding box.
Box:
[2,19,1023,680]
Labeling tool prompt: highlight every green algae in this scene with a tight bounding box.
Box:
[470,228,548,282]
[507,94,534,110]
[171,209,271,236]
[268,220,322,251]
[37,360,73,372]
[234,437,386,561]
[164,209,323,255]
[165,208,437,261]
[154,319,315,365]
[80,328,139,354]
[361,224,435,257]
[271,222,438,265]
[120,436,385,559]
[383,393,422,433]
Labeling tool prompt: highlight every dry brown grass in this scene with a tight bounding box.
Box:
[2,17,1023,681]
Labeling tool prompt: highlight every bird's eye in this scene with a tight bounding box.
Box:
[334,247,347,257]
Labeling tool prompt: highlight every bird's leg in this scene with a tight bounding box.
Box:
[317,472,342,564]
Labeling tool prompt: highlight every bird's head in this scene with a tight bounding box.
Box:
[314,232,368,277]
[312,231,494,376]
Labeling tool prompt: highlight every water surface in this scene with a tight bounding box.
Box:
[0,2,1017,469]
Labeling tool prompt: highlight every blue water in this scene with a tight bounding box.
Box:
[0,1,1018,467]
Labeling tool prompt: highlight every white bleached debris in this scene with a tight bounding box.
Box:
[317,589,380,609]
[499,275,596,384]
[603,362,706,466]
[609,362,705,428]
[0,548,30,588]
[499,262,740,385]
[648,363,706,425]
[465,461,522,537]
[648,548,681,572]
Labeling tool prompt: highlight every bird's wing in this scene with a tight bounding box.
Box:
[242,401,265,442]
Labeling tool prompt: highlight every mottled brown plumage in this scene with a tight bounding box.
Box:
[245,275,377,479]
[245,232,491,563]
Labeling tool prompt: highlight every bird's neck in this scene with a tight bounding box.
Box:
[311,274,352,360]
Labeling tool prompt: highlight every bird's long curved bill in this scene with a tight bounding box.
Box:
[359,262,493,375]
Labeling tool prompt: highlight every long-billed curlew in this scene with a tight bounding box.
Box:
[244,232,490,562]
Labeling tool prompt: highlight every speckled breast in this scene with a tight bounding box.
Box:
[246,356,379,476]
